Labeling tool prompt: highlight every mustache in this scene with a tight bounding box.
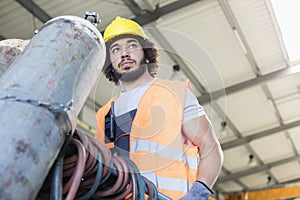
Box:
[118,58,136,68]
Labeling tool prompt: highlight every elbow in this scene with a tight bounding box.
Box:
[216,142,224,168]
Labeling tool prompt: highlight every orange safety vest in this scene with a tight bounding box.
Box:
[95,79,199,199]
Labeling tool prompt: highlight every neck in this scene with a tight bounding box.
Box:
[119,72,154,92]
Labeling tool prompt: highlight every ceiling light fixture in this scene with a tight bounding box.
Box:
[170,64,185,81]
[220,121,230,136]
[267,176,272,185]
[248,154,257,167]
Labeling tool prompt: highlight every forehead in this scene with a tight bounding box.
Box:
[110,37,141,47]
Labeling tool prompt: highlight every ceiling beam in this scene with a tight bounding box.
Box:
[100,0,202,28]
[221,166,249,190]
[15,0,51,23]
[101,0,202,32]
[122,0,142,16]
[218,0,261,76]
[217,155,300,183]
[133,0,201,25]
[198,64,300,104]
[222,119,300,150]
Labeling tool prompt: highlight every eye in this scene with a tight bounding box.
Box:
[111,47,120,54]
[129,43,137,49]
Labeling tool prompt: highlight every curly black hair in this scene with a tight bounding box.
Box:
[102,34,159,85]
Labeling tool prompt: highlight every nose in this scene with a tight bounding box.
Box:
[121,47,130,59]
[121,54,130,59]
[121,52,130,59]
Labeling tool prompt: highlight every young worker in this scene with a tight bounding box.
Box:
[96,16,223,200]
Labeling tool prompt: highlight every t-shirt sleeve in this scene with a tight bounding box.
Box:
[182,88,206,124]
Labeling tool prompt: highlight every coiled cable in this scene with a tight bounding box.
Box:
[37,129,170,200]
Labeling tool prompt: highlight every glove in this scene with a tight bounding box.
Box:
[179,181,213,200]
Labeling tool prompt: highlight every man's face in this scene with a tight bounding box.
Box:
[109,37,146,82]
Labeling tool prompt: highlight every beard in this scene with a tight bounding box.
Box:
[113,59,148,82]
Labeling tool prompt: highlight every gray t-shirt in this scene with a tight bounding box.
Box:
[114,79,205,124]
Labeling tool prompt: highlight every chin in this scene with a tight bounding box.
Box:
[119,65,147,82]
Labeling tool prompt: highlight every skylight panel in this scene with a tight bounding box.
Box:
[270,0,300,62]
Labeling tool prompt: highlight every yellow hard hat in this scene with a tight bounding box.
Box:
[103,16,147,42]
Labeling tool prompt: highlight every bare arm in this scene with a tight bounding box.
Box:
[182,115,223,188]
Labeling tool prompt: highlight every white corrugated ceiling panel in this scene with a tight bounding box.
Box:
[156,0,255,89]
[223,145,251,172]
[228,0,286,74]
[34,0,133,28]
[218,128,238,143]
[277,98,300,123]
[0,1,43,39]
[267,72,300,101]
[217,181,244,193]
[239,171,270,189]
[218,86,279,135]
[249,132,294,164]
[289,126,300,154]
[266,72,300,123]
[203,104,238,143]
[270,161,300,182]
[157,0,178,7]
[35,0,91,16]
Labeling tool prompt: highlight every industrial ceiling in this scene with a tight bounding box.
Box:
[1,0,300,199]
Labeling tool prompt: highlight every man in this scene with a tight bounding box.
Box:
[95,16,223,200]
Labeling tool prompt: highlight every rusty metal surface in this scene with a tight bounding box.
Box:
[0,15,105,200]
[0,39,29,77]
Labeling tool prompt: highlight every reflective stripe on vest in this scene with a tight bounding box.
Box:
[95,79,199,199]
[132,139,198,170]
[141,171,193,193]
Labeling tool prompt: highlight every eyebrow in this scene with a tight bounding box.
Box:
[110,39,139,50]
[127,39,138,44]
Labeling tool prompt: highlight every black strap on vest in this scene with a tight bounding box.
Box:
[104,105,137,157]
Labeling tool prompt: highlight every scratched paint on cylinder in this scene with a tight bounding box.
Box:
[0,39,29,77]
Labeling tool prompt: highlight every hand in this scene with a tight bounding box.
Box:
[179,181,213,200]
